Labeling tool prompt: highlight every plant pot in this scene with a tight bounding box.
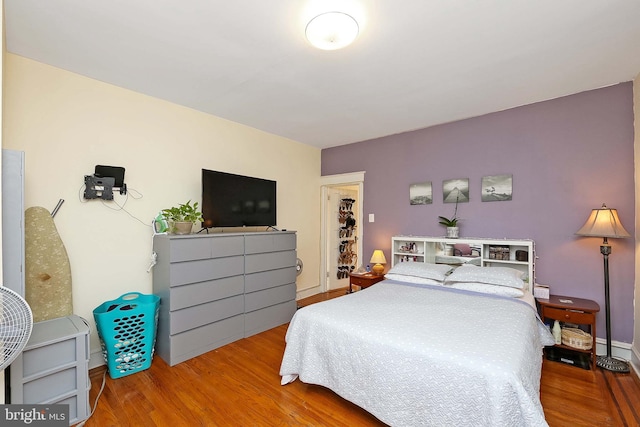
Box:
[446,226,459,239]
[171,221,194,235]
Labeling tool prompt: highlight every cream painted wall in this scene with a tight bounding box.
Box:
[2,53,321,359]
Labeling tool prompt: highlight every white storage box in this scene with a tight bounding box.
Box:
[534,284,550,299]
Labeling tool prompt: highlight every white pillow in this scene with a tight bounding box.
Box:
[448,282,525,298]
[445,265,525,289]
[385,273,443,286]
[386,262,454,282]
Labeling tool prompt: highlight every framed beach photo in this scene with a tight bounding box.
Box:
[442,178,469,203]
[410,181,432,205]
[481,174,513,202]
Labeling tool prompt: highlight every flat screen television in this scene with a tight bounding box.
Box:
[201,169,276,228]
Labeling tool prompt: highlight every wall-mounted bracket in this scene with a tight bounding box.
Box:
[84,175,115,200]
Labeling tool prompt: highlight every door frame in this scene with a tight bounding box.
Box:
[320,172,365,293]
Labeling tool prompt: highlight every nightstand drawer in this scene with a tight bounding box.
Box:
[348,273,386,293]
[544,307,594,324]
[349,274,385,288]
[351,276,371,287]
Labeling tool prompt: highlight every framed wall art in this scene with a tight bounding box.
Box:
[442,178,469,203]
[481,174,513,201]
[410,181,432,205]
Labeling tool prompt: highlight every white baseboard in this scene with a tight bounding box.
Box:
[296,284,323,301]
[90,351,106,370]
[595,338,632,362]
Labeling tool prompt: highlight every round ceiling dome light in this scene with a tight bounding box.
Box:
[305,11,359,50]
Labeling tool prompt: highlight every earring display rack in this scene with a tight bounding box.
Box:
[337,197,357,279]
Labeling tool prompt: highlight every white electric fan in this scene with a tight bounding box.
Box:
[0,286,33,370]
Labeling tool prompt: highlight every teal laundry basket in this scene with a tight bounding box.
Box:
[93,292,160,379]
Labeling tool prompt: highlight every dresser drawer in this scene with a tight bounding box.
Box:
[170,255,244,286]
[245,267,296,293]
[543,307,595,324]
[245,300,297,338]
[245,283,296,313]
[245,251,296,274]
[169,235,244,262]
[168,315,244,365]
[169,275,244,311]
[245,233,296,254]
[170,295,244,334]
[57,393,89,425]
[22,339,77,379]
[23,368,76,403]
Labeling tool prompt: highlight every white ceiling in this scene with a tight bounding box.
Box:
[4,1,640,149]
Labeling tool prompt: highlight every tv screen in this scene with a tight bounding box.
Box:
[201,169,276,228]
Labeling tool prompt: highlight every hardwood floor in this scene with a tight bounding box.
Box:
[84,288,640,426]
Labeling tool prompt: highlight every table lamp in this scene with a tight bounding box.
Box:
[575,203,630,372]
[370,250,387,276]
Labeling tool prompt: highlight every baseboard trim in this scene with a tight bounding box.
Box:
[296,285,323,300]
[90,350,106,370]
[595,337,632,362]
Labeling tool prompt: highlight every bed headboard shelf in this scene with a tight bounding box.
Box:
[391,235,535,285]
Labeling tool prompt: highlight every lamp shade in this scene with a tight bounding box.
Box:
[370,250,387,265]
[305,12,359,50]
[575,204,630,239]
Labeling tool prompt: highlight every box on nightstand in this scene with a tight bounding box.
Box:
[534,284,550,299]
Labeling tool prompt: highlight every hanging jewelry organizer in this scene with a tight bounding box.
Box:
[337,197,357,279]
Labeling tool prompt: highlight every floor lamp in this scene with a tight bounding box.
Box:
[575,203,630,372]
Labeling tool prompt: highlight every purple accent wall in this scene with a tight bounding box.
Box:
[322,83,635,344]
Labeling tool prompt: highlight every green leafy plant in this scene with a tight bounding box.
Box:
[438,215,458,227]
[162,200,203,223]
[438,192,460,227]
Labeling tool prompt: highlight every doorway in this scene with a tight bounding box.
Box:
[320,172,365,293]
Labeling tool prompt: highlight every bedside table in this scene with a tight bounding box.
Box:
[537,295,600,370]
[348,273,385,293]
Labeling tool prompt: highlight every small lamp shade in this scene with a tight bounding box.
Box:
[370,250,387,275]
[575,204,630,239]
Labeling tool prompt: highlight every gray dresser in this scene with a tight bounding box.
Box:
[152,231,297,366]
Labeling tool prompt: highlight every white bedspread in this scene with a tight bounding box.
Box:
[280,280,554,427]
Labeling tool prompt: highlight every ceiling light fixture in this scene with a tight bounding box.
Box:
[305,11,359,50]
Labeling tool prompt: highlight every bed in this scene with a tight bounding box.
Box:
[280,263,555,427]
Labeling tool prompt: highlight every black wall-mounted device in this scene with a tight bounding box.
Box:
[83,165,127,200]
[84,175,115,200]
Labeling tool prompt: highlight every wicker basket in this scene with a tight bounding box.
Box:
[561,327,592,350]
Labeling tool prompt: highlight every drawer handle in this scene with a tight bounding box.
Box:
[564,314,570,319]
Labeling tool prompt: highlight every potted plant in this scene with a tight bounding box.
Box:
[438,193,460,238]
[162,200,203,235]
